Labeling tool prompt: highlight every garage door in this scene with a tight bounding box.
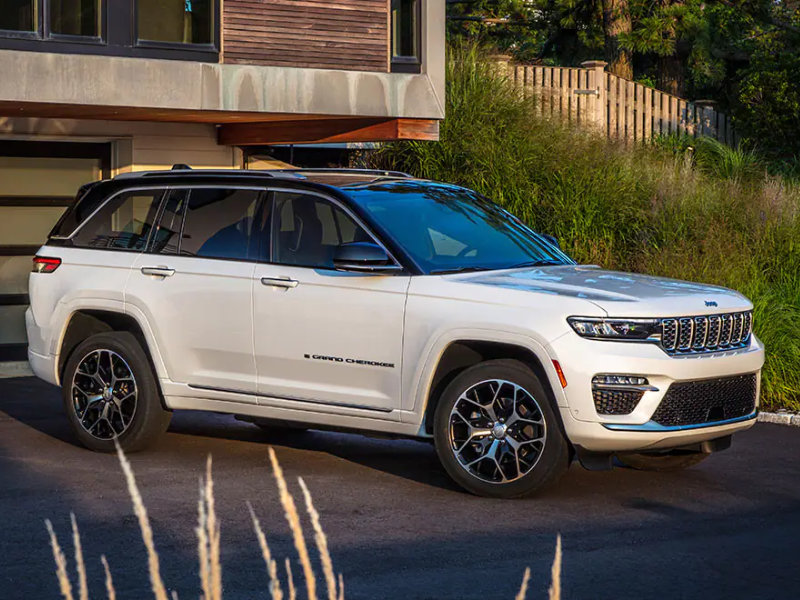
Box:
[0,141,110,361]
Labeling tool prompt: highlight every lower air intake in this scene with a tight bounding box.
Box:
[651,374,757,427]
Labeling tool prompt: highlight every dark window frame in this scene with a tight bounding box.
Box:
[0,0,220,62]
[390,0,422,74]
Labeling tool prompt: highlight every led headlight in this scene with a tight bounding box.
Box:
[567,317,660,341]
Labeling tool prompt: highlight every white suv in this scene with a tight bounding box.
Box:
[26,168,765,498]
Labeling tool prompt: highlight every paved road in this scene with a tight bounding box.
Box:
[1,377,799,600]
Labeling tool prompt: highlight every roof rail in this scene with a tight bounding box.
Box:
[113,167,413,180]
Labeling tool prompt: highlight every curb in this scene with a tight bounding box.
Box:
[757,411,800,427]
[0,361,33,379]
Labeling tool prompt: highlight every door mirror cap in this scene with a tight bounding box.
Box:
[541,233,561,249]
[333,242,401,273]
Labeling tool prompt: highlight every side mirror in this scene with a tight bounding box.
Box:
[541,233,561,249]
[333,242,401,273]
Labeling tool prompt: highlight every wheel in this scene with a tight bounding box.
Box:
[433,359,570,498]
[616,451,709,471]
[62,332,171,452]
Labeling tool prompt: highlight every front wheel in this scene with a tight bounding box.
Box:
[62,332,171,453]
[433,359,570,498]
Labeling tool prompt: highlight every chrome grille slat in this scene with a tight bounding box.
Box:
[658,311,753,356]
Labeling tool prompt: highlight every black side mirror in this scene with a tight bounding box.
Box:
[333,242,401,273]
[541,234,561,249]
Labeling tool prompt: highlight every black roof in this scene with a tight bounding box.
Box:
[111,168,415,189]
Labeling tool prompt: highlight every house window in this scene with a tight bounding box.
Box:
[391,0,421,73]
[50,0,101,37]
[138,0,213,45]
[0,0,36,33]
[0,0,219,61]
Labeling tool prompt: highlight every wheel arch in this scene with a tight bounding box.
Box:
[57,309,165,389]
[420,339,564,436]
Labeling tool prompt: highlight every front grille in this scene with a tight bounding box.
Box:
[660,310,752,355]
[651,374,757,427]
[593,389,643,415]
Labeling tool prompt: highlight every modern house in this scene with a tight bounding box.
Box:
[0,0,445,363]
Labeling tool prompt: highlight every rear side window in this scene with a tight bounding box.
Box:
[71,189,164,251]
[178,188,263,261]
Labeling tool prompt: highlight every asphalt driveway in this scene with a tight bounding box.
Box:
[1,376,799,599]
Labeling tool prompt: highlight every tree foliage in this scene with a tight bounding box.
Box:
[447,0,800,160]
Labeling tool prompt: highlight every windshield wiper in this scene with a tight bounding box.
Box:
[429,266,491,275]
[505,259,563,269]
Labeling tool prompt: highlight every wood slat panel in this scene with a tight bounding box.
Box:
[223,0,389,72]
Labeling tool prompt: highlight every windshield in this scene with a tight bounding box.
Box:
[345,181,574,274]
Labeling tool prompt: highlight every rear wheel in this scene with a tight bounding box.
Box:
[433,359,570,498]
[62,332,171,452]
[616,451,708,471]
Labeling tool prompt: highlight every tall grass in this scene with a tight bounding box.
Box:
[44,445,562,599]
[369,43,800,411]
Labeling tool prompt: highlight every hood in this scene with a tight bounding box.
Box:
[450,265,751,317]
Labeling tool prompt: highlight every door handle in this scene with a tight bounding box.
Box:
[141,266,175,277]
[261,277,298,289]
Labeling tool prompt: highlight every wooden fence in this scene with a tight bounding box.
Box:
[496,59,736,145]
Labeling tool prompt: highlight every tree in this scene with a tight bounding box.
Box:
[601,0,634,77]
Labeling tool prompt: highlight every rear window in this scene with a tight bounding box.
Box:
[48,182,107,239]
[70,189,164,251]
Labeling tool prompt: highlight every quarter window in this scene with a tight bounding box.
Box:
[71,189,164,251]
[178,188,262,261]
[272,192,371,269]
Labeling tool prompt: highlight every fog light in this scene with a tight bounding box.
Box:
[592,374,649,386]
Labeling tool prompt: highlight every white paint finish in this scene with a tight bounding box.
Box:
[252,264,409,411]
[126,254,258,396]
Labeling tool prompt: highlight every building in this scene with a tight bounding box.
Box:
[0,0,445,363]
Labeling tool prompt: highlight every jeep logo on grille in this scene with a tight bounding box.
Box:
[704,300,718,307]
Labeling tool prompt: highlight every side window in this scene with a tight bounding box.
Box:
[179,188,262,261]
[273,192,371,269]
[71,189,164,251]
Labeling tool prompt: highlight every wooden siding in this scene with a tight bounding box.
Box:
[223,0,389,72]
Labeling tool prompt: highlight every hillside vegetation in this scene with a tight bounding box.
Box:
[370,45,800,410]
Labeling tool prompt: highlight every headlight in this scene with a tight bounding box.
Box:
[568,317,660,341]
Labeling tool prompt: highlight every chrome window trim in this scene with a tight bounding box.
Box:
[265,186,406,272]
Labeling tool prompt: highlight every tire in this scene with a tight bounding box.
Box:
[433,359,570,498]
[616,451,709,472]
[62,332,171,452]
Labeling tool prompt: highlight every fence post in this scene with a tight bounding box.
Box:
[694,99,718,140]
[580,60,608,134]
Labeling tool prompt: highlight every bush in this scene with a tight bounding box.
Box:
[371,43,800,410]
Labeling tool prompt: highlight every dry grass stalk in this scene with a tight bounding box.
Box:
[514,567,530,600]
[246,502,283,600]
[115,441,169,600]
[196,479,212,600]
[298,477,337,600]
[285,558,297,600]
[548,535,562,600]
[70,513,89,600]
[337,574,344,600]
[268,447,317,600]
[45,519,74,600]
[204,456,222,600]
[100,555,116,600]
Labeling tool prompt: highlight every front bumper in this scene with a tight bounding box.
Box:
[547,330,765,452]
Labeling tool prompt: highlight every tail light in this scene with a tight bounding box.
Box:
[32,256,61,273]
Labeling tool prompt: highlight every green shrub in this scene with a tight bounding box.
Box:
[371,43,800,410]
